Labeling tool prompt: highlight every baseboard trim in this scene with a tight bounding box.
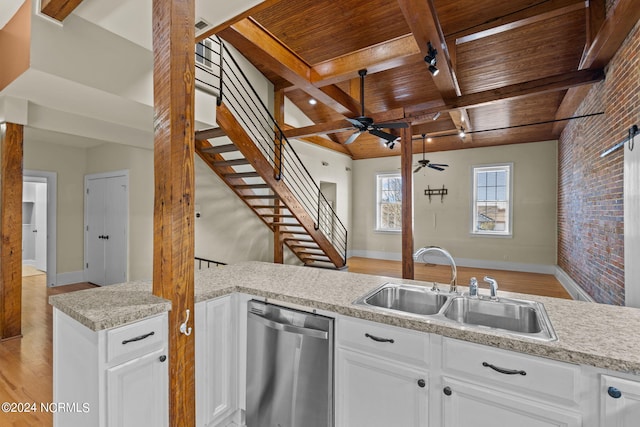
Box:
[55,270,85,287]
[349,250,555,275]
[555,266,594,302]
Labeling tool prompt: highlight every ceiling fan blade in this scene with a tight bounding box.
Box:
[344,131,361,145]
[346,117,365,129]
[369,128,398,143]
[428,164,445,171]
[375,121,409,129]
[431,163,449,168]
[413,166,424,173]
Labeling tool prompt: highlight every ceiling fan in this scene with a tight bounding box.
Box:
[344,69,409,146]
[414,134,449,173]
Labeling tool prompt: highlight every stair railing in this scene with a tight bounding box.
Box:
[195,37,348,264]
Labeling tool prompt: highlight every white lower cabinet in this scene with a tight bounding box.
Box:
[106,348,168,427]
[335,316,429,427]
[53,309,168,427]
[440,377,581,427]
[195,295,238,427]
[601,375,640,426]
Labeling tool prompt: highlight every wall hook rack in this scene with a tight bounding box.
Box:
[424,185,448,203]
[179,309,192,336]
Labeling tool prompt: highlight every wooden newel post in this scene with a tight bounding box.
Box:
[151,0,196,425]
[401,125,414,280]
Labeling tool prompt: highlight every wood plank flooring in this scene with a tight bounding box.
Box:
[0,274,95,427]
[347,257,572,299]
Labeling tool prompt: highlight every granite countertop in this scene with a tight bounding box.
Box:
[49,261,640,375]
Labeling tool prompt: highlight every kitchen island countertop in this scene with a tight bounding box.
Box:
[49,261,640,375]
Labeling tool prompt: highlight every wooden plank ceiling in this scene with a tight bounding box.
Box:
[215,0,604,159]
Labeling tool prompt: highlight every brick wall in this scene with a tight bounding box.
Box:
[558,19,640,305]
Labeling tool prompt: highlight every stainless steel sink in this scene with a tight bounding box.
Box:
[352,283,557,341]
[353,283,450,316]
[442,296,556,339]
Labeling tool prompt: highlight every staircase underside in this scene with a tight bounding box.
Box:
[194,102,345,268]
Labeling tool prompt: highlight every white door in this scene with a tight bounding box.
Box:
[106,349,168,427]
[625,134,640,307]
[441,377,581,427]
[86,173,128,286]
[336,348,428,427]
[34,182,47,271]
[602,375,640,426]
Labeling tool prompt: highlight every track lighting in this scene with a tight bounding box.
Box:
[459,127,466,138]
[424,42,439,76]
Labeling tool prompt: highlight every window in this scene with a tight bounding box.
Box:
[472,164,512,236]
[195,39,213,69]
[376,172,402,231]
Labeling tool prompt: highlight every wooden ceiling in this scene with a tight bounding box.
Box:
[214,0,610,159]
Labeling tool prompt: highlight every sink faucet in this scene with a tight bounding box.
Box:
[483,276,499,300]
[468,277,478,297]
[413,246,458,293]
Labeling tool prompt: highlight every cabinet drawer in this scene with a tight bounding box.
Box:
[338,316,429,367]
[107,314,167,364]
[442,338,580,406]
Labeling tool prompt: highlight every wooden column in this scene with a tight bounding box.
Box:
[151,1,195,426]
[401,125,414,279]
[273,89,285,263]
[0,123,23,340]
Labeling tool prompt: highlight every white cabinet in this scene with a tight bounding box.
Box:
[53,309,168,427]
[601,375,640,426]
[106,348,168,427]
[438,337,581,427]
[195,295,238,427]
[335,316,429,427]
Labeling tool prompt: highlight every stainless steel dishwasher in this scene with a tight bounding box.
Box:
[246,300,334,427]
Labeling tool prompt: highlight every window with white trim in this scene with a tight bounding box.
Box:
[376,172,402,232]
[472,164,512,236]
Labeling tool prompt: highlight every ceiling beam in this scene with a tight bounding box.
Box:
[218,18,365,117]
[40,0,84,22]
[554,0,640,135]
[311,35,422,87]
[410,68,605,118]
[282,124,352,157]
[198,0,285,42]
[452,0,585,44]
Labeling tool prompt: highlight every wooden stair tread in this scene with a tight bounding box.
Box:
[284,237,315,242]
[214,158,250,167]
[260,214,295,218]
[223,172,260,179]
[244,194,279,199]
[234,184,270,189]
[201,143,238,154]
[271,222,304,226]
[289,244,320,249]
[196,128,226,140]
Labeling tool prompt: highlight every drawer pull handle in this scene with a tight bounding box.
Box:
[159,355,167,363]
[608,387,622,399]
[365,333,394,344]
[417,379,426,388]
[443,386,452,396]
[122,331,155,345]
[482,361,526,376]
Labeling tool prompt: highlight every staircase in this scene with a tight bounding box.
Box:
[194,37,347,268]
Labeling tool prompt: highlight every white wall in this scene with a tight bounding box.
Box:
[351,140,558,272]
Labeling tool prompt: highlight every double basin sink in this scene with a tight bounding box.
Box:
[353,282,557,341]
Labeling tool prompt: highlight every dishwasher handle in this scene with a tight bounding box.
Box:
[248,312,329,340]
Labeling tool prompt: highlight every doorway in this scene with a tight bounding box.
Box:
[23,170,57,287]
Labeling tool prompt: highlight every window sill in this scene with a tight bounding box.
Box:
[374,229,401,234]
[470,232,513,239]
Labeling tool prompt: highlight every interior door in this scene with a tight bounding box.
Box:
[86,173,128,286]
[34,182,47,271]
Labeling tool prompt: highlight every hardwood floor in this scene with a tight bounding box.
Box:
[347,257,572,299]
[0,274,95,427]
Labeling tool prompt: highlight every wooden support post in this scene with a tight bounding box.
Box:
[273,89,285,264]
[401,125,414,279]
[151,1,195,426]
[0,123,24,340]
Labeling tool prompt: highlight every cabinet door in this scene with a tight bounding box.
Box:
[336,348,428,427]
[106,348,168,427]
[196,296,237,426]
[602,375,640,426]
[441,377,581,427]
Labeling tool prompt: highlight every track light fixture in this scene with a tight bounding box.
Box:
[424,42,439,76]
[459,127,466,138]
